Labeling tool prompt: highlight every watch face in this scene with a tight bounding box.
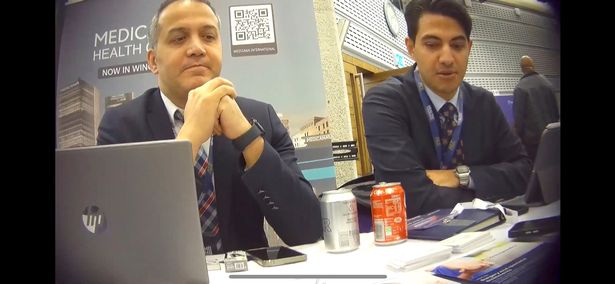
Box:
[457,165,469,173]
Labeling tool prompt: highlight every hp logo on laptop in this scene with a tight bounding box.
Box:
[82,206,106,234]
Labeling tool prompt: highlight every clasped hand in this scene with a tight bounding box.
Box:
[178,77,251,145]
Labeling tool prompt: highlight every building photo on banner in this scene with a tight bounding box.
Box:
[56,0,336,193]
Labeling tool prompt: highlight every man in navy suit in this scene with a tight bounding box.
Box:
[513,55,560,162]
[97,0,322,253]
[362,0,531,218]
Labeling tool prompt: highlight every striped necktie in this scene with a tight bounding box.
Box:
[438,103,464,169]
[174,110,223,255]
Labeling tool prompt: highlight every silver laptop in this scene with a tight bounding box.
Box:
[56,140,209,284]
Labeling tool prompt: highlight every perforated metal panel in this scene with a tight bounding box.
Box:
[471,16,559,49]
[467,2,557,29]
[336,0,559,96]
[468,42,560,76]
[343,22,413,69]
[335,0,407,51]
[335,0,412,70]
[463,75,559,94]
[546,76,560,92]
[465,2,560,95]
[463,76,520,93]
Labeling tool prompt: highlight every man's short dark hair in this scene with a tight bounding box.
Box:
[404,0,472,42]
[148,0,218,50]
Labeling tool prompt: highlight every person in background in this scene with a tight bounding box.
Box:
[513,55,560,161]
[362,0,531,218]
[97,0,322,255]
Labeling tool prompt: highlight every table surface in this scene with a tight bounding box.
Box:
[208,201,560,283]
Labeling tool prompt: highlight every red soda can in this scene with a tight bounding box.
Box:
[370,182,407,245]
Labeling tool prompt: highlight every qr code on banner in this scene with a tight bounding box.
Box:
[229,4,275,45]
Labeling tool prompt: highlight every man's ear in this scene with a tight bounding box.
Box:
[147,49,158,74]
[405,36,415,60]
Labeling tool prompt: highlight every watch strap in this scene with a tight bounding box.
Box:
[232,119,264,152]
[458,174,470,188]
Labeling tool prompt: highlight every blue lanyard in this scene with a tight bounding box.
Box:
[413,68,464,169]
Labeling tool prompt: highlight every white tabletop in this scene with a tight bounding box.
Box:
[208,201,560,284]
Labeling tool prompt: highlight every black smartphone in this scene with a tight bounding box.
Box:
[245,246,307,267]
[508,215,560,238]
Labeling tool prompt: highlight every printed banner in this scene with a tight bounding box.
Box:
[56,0,335,193]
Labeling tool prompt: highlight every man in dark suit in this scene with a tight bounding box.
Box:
[97,0,322,254]
[362,0,531,218]
[513,55,560,161]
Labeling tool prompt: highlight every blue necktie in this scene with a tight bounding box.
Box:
[438,103,464,169]
[174,110,223,255]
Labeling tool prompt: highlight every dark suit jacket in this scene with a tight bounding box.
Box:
[363,64,531,217]
[97,88,322,251]
[513,72,559,159]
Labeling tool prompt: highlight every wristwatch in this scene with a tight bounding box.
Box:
[232,118,265,152]
[455,165,471,188]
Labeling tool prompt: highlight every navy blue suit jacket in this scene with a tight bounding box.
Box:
[513,72,559,160]
[97,88,322,251]
[363,65,531,217]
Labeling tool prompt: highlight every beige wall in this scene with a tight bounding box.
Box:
[313,0,357,186]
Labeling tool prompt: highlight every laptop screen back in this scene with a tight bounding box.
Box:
[56,140,209,284]
[524,122,561,205]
